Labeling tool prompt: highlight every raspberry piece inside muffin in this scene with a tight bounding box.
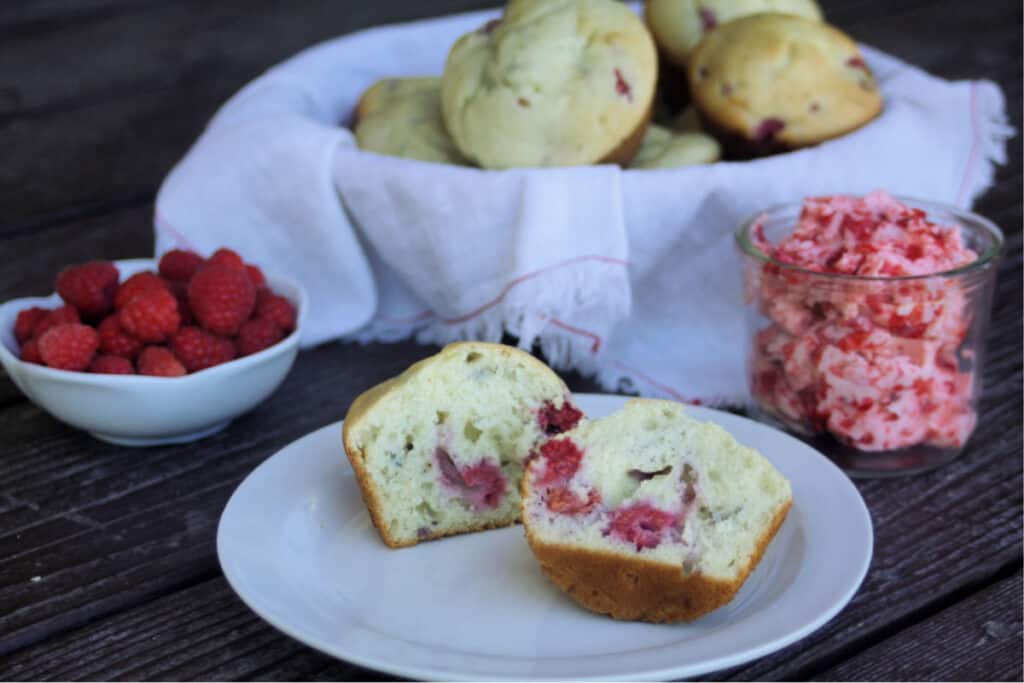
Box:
[436,448,507,511]
[538,400,583,436]
[546,486,601,515]
[605,502,681,550]
[614,69,633,102]
[699,7,717,31]
[535,438,585,484]
[846,55,868,71]
[755,117,786,143]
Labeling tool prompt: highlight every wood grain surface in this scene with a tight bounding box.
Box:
[0,0,1020,680]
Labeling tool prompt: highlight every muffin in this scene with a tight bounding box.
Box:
[645,0,823,68]
[353,77,469,165]
[521,399,792,622]
[688,14,883,157]
[342,342,583,548]
[440,0,658,169]
[629,124,721,169]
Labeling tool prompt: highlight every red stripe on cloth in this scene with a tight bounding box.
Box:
[372,256,630,327]
[954,82,981,207]
[548,318,603,353]
[440,255,629,325]
[610,360,703,405]
[154,211,199,252]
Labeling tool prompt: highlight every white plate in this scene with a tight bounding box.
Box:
[217,393,872,681]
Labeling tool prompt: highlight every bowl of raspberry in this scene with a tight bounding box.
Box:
[0,249,307,446]
[737,191,1003,476]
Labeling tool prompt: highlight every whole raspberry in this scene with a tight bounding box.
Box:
[188,265,256,336]
[88,355,134,375]
[171,326,236,372]
[255,291,296,332]
[33,305,81,339]
[115,272,168,310]
[37,323,99,371]
[236,318,283,356]
[120,288,181,343]
[165,280,195,325]
[55,261,119,318]
[245,264,266,288]
[137,346,186,377]
[98,314,144,359]
[14,307,48,344]
[208,248,245,271]
[20,338,42,364]
[158,249,205,282]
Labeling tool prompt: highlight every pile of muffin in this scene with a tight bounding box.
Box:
[353,0,883,170]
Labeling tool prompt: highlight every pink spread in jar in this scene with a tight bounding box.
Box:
[749,191,979,452]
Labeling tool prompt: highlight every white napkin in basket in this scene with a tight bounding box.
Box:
[155,5,1011,405]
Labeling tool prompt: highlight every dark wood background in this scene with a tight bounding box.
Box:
[0,1,1021,680]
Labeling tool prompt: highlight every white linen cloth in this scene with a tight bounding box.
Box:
[155,5,1011,405]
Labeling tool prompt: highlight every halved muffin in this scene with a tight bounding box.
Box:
[522,398,791,622]
[343,342,583,548]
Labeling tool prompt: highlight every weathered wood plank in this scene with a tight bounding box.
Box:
[813,571,1023,682]
[0,577,381,681]
[0,0,499,229]
[0,203,154,302]
[0,388,1016,679]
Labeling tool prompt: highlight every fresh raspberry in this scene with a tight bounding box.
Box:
[20,338,42,364]
[119,288,180,343]
[37,323,99,371]
[245,264,266,288]
[115,272,169,309]
[97,314,143,359]
[137,346,186,377]
[208,248,245,271]
[255,291,296,332]
[88,355,134,375]
[14,307,48,344]
[536,438,584,485]
[538,400,583,436]
[158,249,204,282]
[236,318,283,356]
[165,279,195,325]
[55,261,119,318]
[188,265,256,335]
[171,326,235,372]
[605,503,680,551]
[33,305,80,339]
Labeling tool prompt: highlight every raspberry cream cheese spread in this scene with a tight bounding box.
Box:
[750,191,979,452]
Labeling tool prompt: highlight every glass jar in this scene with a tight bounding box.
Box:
[737,197,1003,477]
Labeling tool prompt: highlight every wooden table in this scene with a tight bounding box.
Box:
[1,1,1020,680]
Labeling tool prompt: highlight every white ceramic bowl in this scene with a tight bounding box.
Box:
[0,259,308,447]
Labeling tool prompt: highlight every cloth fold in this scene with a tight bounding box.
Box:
[155,5,1012,405]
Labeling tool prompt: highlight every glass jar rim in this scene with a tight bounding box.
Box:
[736,194,1005,282]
